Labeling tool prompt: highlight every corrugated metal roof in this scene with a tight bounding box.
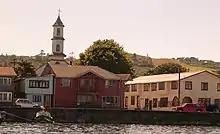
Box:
[126,70,205,84]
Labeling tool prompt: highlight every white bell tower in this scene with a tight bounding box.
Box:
[49,9,66,61]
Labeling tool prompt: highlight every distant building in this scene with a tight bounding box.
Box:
[125,70,220,111]
[0,67,17,106]
[16,75,54,107]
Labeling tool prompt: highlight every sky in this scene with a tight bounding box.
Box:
[1,0,220,61]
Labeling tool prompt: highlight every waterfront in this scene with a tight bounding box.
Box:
[0,123,220,134]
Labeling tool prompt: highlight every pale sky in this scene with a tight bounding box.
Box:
[1,0,220,61]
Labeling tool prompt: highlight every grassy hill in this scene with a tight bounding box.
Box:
[128,53,217,76]
[0,53,219,76]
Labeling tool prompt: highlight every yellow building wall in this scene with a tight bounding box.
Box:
[125,71,220,111]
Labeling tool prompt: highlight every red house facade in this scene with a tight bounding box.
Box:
[37,63,126,109]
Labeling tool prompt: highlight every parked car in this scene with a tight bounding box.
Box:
[206,104,220,112]
[15,98,40,108]
[172,103,206,112]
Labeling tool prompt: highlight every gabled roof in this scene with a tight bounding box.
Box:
[49,64,120,80]
[126,70,208,84]
[53,16,64,27]
[35,64,47,76]
[0,67,16,76]
[116,74,131,81]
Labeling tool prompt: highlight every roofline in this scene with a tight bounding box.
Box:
[125,70,211,85]
[0,75,17,77]
[55,69,120,80]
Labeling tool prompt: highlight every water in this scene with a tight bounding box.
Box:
[0,123,220,134]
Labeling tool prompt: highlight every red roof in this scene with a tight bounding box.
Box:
[0,67,16,76]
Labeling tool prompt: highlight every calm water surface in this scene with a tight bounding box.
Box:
[0,123,220,134]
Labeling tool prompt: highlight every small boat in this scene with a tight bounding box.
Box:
[35,115,54,123]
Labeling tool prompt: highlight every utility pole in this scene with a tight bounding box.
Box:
[178,67,181,105]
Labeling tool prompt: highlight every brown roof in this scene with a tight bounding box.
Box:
[116,74,131,81]
[49,64,120,80]
[0,67,16,76]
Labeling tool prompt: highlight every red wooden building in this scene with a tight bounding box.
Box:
[37,63,128,109]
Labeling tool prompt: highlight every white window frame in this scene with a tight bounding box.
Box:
[0,92,12,102]
[32,95,42,102]
[61,78,71,87]
[0,77,11,85]
[102,96,119,105]
[105,80,116,88]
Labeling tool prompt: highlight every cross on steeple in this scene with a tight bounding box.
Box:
[57,8,61,16]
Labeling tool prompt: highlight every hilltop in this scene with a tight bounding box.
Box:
[128,53,218,76]
[0,53,219,76]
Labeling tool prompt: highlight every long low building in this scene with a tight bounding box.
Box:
[124,70,220,111]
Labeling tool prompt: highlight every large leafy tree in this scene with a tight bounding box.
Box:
[77,39,134,75]
[144,63,189,75]
[14,60,36,78]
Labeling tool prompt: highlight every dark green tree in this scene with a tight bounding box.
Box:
[145,63,189,75]
[14,60,36,78]
[77,39,134,75]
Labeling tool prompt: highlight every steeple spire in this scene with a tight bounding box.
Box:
[53,8,64,27]
[57,8,61,16]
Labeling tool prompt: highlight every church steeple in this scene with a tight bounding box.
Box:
[49,9,66,62]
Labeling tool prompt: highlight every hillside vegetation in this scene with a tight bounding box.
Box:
[0,53,219,76]
[128,53,218,76]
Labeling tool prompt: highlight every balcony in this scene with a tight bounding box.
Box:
[77,85,98,94]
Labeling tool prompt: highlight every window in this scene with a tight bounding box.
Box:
[137,96,139,108]
[105,80,116,88]
[131,96,135,105]
[131,84,137,91]
[125,85,130,92]
[80,79,95,89]
[171,81,178,89]
[151,83,157,91]
[125,96,128,108]
[33,95,42,102]
[158,82,165,90]
[153,98,158,108]
[159,97,168,107]
[185,81,192,90]
[214,99,220,105]
[61,78,71,87]
[201,82,208,91]
[217,83,220,92]
[57,28,60,36]
[0,92,12,102]
[28,80,49,88]
[102,96,118,104]
[198,98,211,105]
[56,44,60,52]
[0,77,11,85]
[143,83,149,91]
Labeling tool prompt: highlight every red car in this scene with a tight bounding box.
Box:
[172,103,206,112]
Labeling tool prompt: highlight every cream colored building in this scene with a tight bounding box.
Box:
[124,70,220,111]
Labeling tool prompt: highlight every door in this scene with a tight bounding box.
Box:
[144,99,149,110]
[44,95,51,107]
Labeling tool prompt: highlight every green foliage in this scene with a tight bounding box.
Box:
[77,39,134,75]
[144,63,189,75]
[14,60,36,78]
